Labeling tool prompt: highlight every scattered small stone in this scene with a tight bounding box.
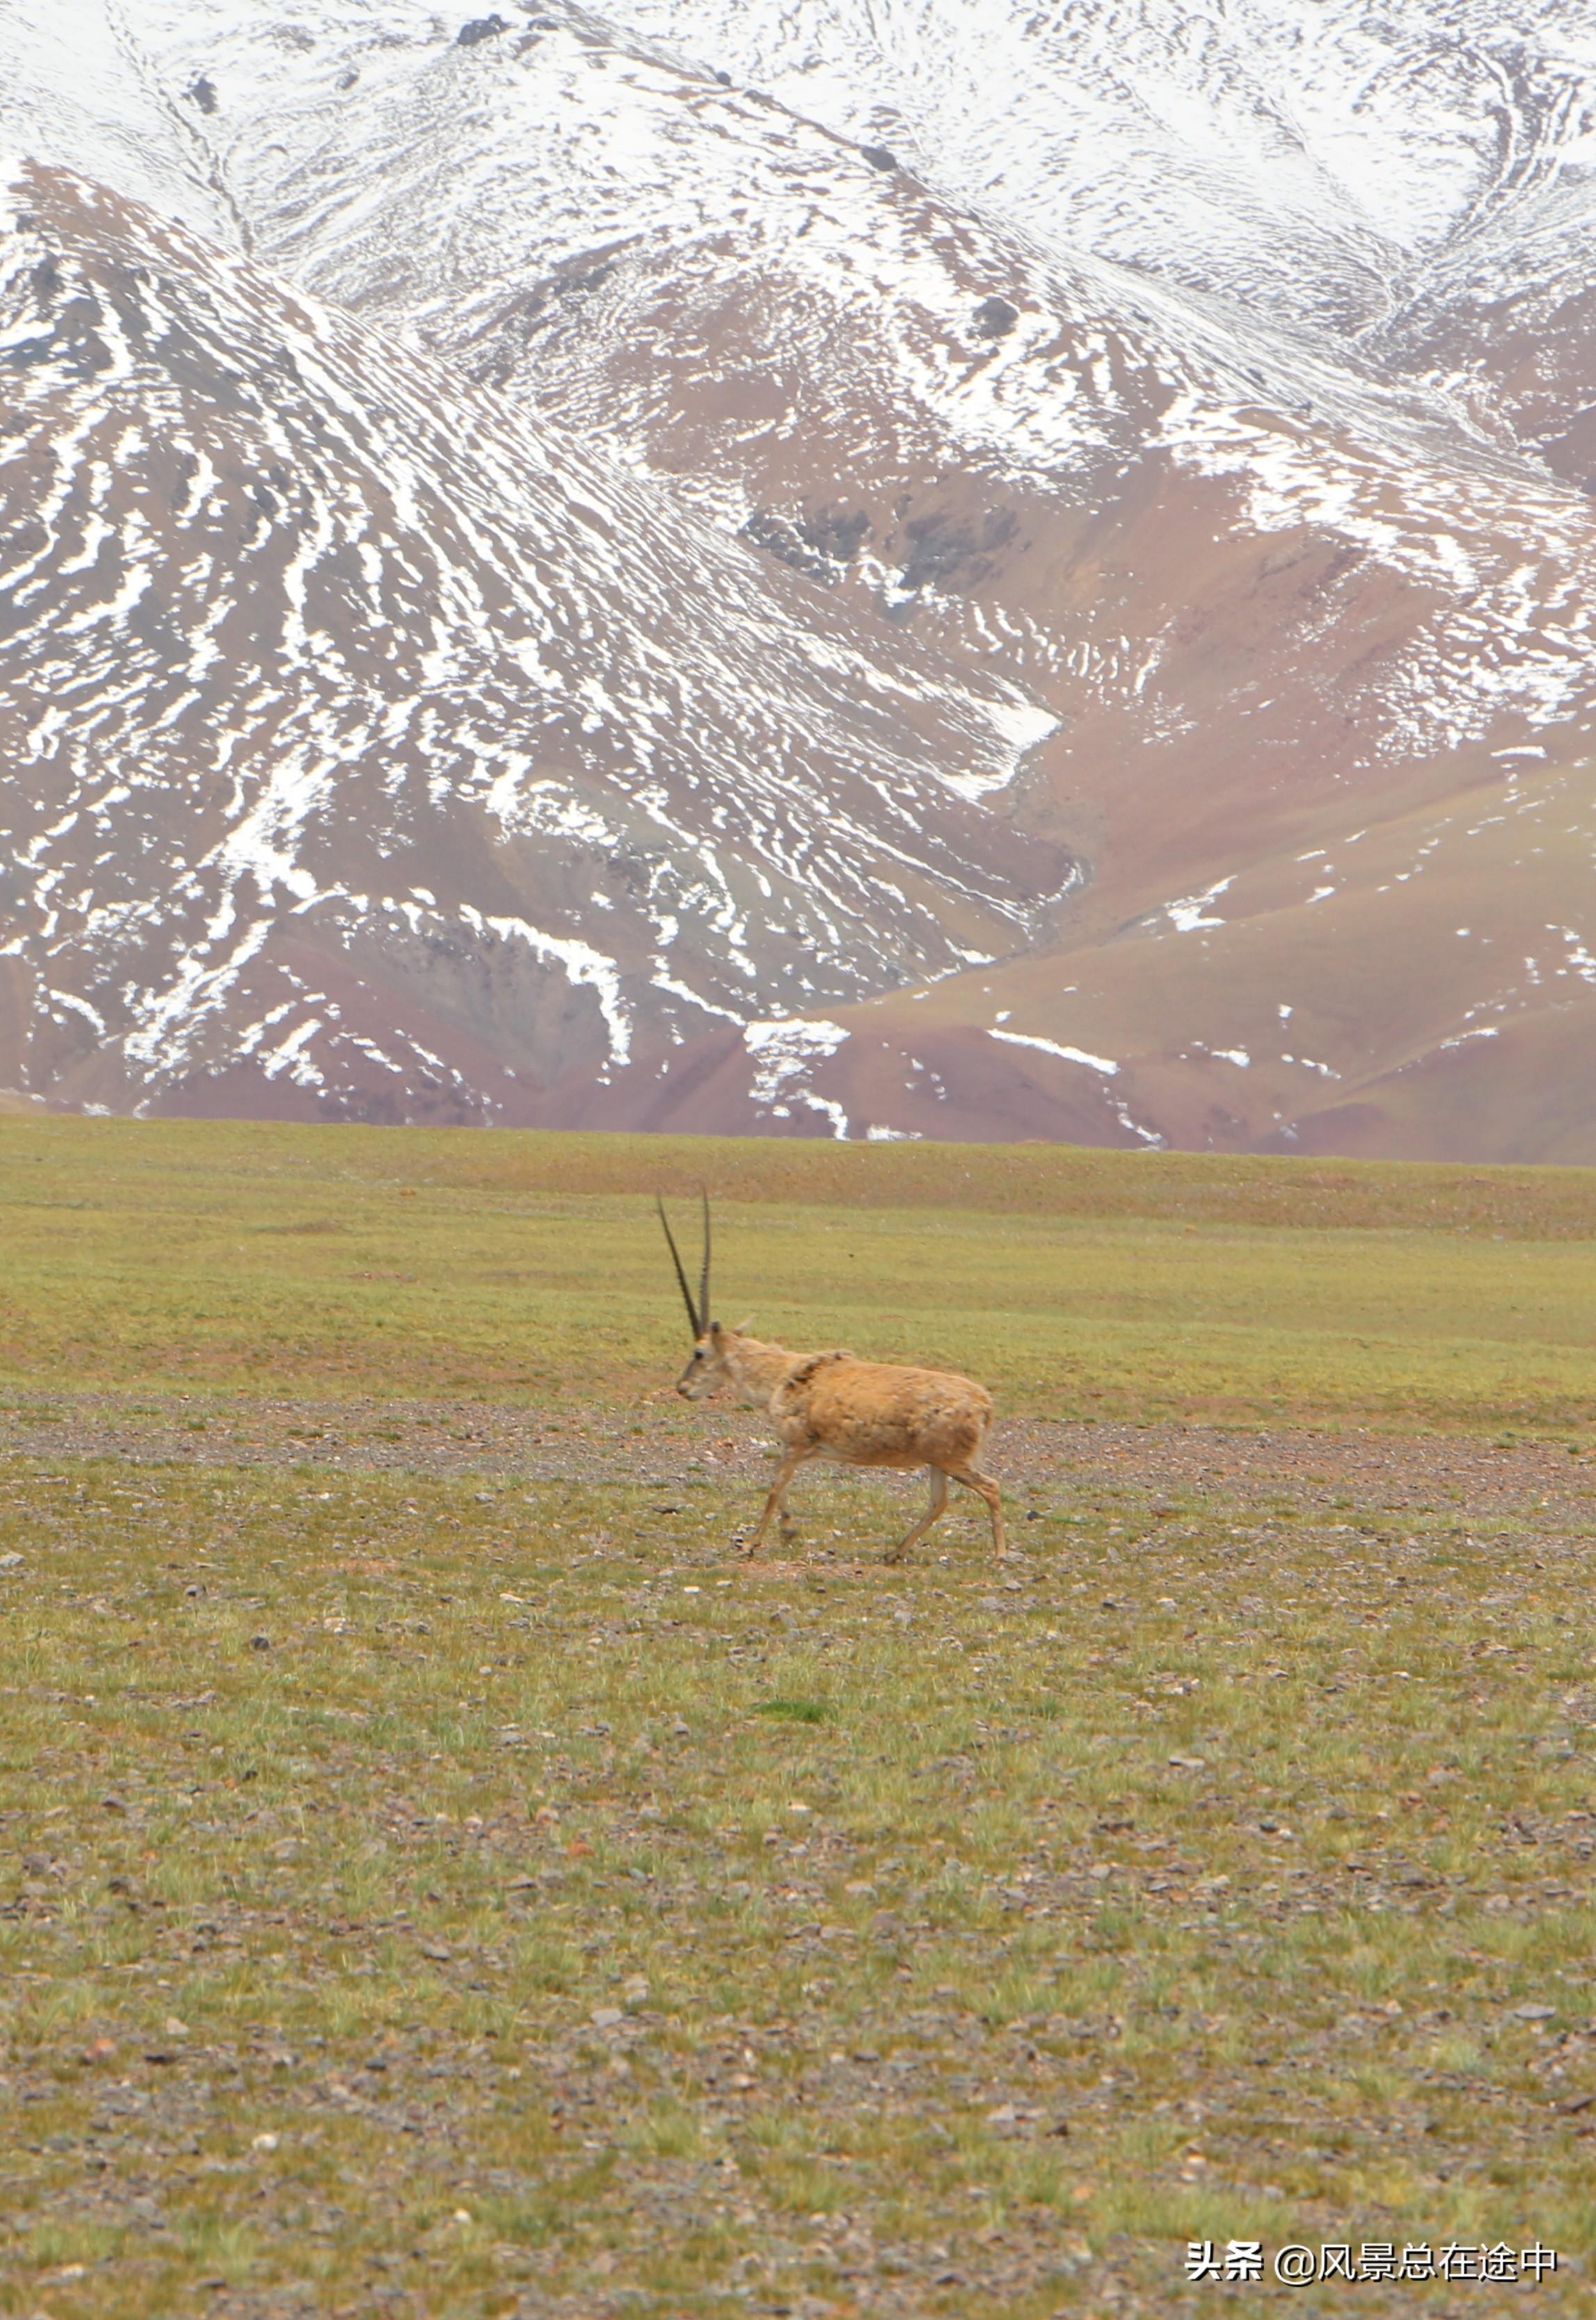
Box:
[418,1940,452,1962]
[251,2131,279,2152]
[1513,2003,1557,2021]
[0,1551,22,1569]
[249,1633,271,1651]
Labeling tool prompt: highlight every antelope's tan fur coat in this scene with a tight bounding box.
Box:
[772,1348,992,1469]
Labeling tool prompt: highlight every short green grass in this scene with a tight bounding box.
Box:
[1,1121,1595,2316]
[5,1117,1596,1427]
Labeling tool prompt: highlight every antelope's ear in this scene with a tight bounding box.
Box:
[733,1315,753,1334]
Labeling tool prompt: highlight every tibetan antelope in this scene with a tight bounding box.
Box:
[657,1194,1007,1562]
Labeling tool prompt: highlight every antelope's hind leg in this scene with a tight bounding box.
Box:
[884,1466,949,1565]
[949,1462,1007,1560]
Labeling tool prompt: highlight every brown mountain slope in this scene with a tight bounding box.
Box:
[668,738,1596,1160]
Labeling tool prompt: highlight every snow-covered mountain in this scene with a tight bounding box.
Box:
[8,0,1596,1153]
[0,161,1065,1121]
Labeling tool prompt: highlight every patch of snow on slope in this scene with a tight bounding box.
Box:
[458,905,632,1069]
[1165,878,1234,933]
[744,1017,851,1137]
[988,1028,1118,1075]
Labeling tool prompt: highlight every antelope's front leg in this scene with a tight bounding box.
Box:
[749,1446,806,1554]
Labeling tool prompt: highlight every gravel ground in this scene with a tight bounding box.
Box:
[5,1398,1594,2318]
[3,1391,1593,1533]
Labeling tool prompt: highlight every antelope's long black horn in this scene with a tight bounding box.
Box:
[657,1196,701,1336]
[699,1187,711,1334]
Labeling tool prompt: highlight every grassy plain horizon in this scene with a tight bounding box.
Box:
[6,1117,1596,1432]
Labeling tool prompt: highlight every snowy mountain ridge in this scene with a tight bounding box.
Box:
[8,1,1596,1151]
[0,157,1063,1120]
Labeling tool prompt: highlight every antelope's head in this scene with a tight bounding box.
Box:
[657,1192,727,1398]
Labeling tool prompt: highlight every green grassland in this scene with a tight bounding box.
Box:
[7,1117,1596,1428]
[1,1121,1595,2318]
